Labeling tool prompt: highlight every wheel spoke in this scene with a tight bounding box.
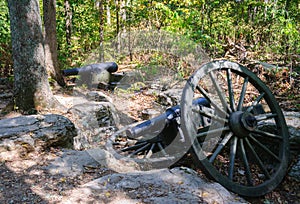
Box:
[209,132,233,163]
[254,113,277,121]
[196,126,230,138]
[245,138,271,179]
[226,69,236,112]
[128,143,151,157]
[119,141,148,153]
[177,126,186,142]
[249,134,281,162]
[157,142,168,156]
[239,138,254,186]
[145,143,156,158]
[209,71,232,113]
[252,129,283,140]
[237,77,248,111]
[196,85,229,117]
[253,92,265,105]
[247,92,265,113]
[197,126,210,134]
[229,136,238,180]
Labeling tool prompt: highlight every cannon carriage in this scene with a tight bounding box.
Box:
[105,60,290,197]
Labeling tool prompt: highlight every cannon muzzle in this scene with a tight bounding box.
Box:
[126,98,209,139]
[62,62,118,88]
[62,62,118,76]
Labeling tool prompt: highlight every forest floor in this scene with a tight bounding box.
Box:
[0,147,299,204]
[0,58,300,203]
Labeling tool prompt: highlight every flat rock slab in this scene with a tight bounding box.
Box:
[61,167,247,204]
[46,149,139,177]
[0,114,77,160]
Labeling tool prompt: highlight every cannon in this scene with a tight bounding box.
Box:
[63,62,118,88]
[126,98,210,139]
[105,60,290,197]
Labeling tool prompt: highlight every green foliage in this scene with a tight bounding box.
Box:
[0,1,12,77]
[56,0,100,69]
[1,0,299,73]
[0,1,10,44]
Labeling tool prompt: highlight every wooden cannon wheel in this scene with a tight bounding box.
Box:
[180,60,290,196]
[106,60,290,196]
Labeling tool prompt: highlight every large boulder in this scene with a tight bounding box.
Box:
[55,89,120,150]
[0,114,77,160]
[68,101,120,150]
[61,167,247,204]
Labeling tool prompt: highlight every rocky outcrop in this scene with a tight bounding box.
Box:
[64,90,120,150]
[61,167,247,204]
[0,114,76,160]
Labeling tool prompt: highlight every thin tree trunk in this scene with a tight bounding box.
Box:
[201,3,205,32]
[128,0,132,61]
[43,0,66,86]
[120,0,126,23]
[115,0,120,52]
[65,0,72,47]
[98,0,104,62]
[106,0,111,25]
[284,0,291,63]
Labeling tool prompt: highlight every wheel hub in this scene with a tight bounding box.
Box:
[229,111,257,138]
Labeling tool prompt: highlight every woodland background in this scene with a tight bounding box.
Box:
[0,1,299,203]
[0,0,299,77]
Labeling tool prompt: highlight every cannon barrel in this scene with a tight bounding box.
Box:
[126,98,209,139]
[62,62,118,76]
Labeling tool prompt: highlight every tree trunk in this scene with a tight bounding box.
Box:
[7,0,62,113]
[127,0,132,61]
[65,0,72,47]
[120,0,126,23]
[106,0,111,25]
[284,0,291,63]
[115,0,120,52]
[98,0,104,62]
[43,0,66,86]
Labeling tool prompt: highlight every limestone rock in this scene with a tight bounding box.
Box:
[46,149,139,177]
[61,167,247,204]
[68,101,120,150]
[157,89,183,106]
[0,114,76,160]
